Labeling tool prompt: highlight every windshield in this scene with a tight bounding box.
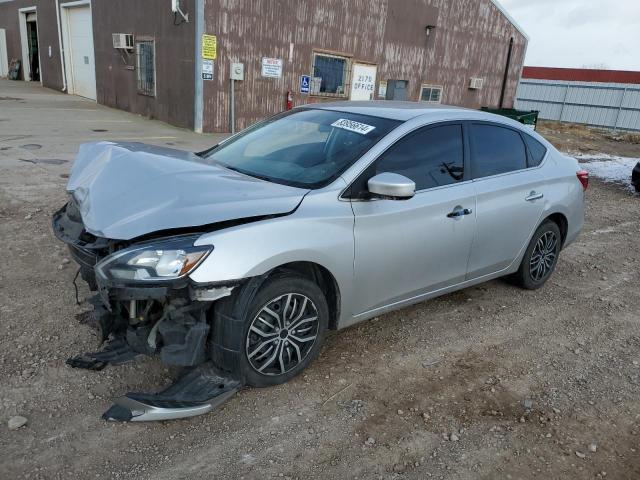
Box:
[203,109,401,189]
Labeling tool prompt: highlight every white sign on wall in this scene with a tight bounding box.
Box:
[350,64,377,101]
[261,57,283,78]
[202,59,214,80]
[378,80,387,98]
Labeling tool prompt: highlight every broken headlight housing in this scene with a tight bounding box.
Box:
[95,236,212,283]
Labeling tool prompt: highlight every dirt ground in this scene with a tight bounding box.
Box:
[1,83,640,480]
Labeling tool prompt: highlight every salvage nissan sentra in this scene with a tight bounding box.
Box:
[53,102,587,421]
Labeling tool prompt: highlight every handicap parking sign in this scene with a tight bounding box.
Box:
[299,75,310,94]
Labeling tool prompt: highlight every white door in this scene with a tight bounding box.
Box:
[66,6,96,100]
[0,29,8,77]
[350,64,377,101]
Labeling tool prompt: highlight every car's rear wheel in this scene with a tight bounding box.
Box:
[512,220,562,290]
[211,273,328,387]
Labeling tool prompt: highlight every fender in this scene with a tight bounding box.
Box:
[189,185,355,327]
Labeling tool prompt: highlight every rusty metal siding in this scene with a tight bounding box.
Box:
[0,0,64,89]
[91,0,196,129]
[202,0,526,132]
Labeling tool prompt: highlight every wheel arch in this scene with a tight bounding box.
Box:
[268,261,341,330]
[542,212,569,248]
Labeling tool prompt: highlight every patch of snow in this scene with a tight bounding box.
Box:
[570,153,638,191]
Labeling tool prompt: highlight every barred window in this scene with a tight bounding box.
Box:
[136,40,155,96]
[420,85,442,103]
[312,52,349,97]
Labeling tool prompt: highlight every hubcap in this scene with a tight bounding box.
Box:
[529,231,558,281]
[246,293,319,376]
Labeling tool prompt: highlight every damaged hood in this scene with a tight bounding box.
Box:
[67,142,308,240]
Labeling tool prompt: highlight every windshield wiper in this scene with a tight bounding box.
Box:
[220,164,276,183]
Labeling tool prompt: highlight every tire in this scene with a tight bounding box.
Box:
[210,273,329,387]
[512,220,562,290]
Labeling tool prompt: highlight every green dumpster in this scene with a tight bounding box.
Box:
[480,107,540,130]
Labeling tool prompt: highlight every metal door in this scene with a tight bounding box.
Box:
[66,6,96,100]
[385,80,409,100]
[0,29,8,77]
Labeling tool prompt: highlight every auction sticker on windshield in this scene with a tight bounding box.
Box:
[330,118,376,135]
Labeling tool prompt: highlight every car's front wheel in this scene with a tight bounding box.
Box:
[211,273,328,387]
[512,220,562,290]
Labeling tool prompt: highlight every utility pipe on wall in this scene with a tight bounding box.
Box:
[193,0,204,133]
[499,37,514,108]
[230,77,235,134]
[55,0,67,92]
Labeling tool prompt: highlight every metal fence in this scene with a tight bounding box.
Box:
[515,78,640,132]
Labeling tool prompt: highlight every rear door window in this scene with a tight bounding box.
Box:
[523,134,548,167]
[470,124,527,179]
[375,124,465,191]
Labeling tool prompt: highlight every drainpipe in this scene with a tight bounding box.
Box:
[55,0,67,92]
[193,0,204,133]
[499,37,514,108]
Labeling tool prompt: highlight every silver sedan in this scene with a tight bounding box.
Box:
[54,102,587,421]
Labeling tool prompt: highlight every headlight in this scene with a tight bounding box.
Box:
[96,236,212,283]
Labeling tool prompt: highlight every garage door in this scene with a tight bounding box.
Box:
[66,6,96,100]
[0,29,8,77]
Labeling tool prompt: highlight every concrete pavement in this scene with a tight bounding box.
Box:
[0,79,228,207]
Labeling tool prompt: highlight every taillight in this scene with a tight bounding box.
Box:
[576,170,589,191]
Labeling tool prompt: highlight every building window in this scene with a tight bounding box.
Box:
[136,40,155,96]
[312,52,349,97]
[420,85,443,103]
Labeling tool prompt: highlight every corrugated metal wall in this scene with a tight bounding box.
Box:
[515,79,640,132]
[92,0,197,129]
[203,0,527,132]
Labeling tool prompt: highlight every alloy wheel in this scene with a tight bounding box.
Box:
[246,293,320,376]
[529,231,558,281]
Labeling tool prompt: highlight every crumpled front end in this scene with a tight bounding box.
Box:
[52,198,242,421]
[53,197,236,367]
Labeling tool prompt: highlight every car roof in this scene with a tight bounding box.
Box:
[307,101,469,121]
[304,100,535,136]
[304,100,552,148]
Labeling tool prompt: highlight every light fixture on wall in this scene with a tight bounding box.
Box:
[171,0,189,23]
[425,25,437,37]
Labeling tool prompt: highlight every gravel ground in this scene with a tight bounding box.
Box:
[1,85,640,479]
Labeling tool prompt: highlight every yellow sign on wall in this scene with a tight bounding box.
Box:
[202,34,217,60]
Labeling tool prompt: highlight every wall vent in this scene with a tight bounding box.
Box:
[469,77,484,90]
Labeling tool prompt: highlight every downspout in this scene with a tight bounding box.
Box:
[193,0,204,133]
[55,0,67,92]
[499,37,514,108]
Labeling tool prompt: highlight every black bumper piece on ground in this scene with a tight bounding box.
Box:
[102,361,242,422]
[66,338,138,371]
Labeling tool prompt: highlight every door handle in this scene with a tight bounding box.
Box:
[447,207,473,218]
[525,191,544,202]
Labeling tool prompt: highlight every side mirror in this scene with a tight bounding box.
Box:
[367,172,415,199]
